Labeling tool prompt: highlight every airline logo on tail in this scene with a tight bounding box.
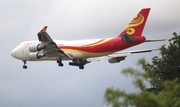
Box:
[124,14,144,35]
[119,8,150,37]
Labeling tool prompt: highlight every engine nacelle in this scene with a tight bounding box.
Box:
[29,44,45,52]
[108,57,125,63]
[29,52,45,60]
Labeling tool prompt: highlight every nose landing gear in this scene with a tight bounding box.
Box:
[22,60,27,69]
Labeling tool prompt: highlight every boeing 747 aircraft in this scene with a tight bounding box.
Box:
[11,8,165,69]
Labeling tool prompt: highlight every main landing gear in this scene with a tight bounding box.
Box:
[57,58,64,67]
[57,58,86,69]
[22,60,27,69]
[69,60,86,69]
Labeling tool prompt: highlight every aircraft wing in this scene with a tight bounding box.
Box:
[108,44,165,58]
[86,44,165,62]
[86,56,106,62]
[108,48,158,57]
[37,26,73,59]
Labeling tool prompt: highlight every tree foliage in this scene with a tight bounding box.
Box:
[104,33,180,107]
[148,32,180,93]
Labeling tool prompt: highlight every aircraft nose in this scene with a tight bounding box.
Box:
[11,44,29,60]
[11,48,18,58]
[11,45,22,59]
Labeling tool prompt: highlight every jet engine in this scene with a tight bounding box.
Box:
[108,57,125,63]
[29,52,45,60]
[29,44,45,52]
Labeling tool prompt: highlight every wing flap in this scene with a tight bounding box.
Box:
[86,56,106,62]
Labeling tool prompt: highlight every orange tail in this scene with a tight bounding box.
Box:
[118,8,150,37]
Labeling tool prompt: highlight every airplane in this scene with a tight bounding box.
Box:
[11,8,165,69]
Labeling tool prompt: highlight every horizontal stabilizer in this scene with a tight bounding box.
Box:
[145,39,166,42]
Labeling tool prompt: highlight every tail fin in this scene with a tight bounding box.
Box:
[118,8,150,37]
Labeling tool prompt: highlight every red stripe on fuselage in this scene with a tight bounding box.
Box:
[58,36,145,53]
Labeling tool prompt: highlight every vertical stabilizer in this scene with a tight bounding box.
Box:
[118,8,150,37]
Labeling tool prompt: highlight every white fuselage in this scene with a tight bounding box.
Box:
[11,38,115,61]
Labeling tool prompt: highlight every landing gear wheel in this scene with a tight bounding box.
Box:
[23,65,27,69]
[57,58,64,67]
[69,62,73,66]
[58,63,64,67]
[79,65,84,69]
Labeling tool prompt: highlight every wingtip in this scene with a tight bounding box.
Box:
[142,7,151,10]
[40,26,48,32]
[159,44,166,49]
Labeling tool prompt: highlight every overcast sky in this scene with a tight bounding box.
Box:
[0,0,180,107]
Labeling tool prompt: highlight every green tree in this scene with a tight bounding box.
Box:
[148,32,180,93]
[104,33,180,107]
